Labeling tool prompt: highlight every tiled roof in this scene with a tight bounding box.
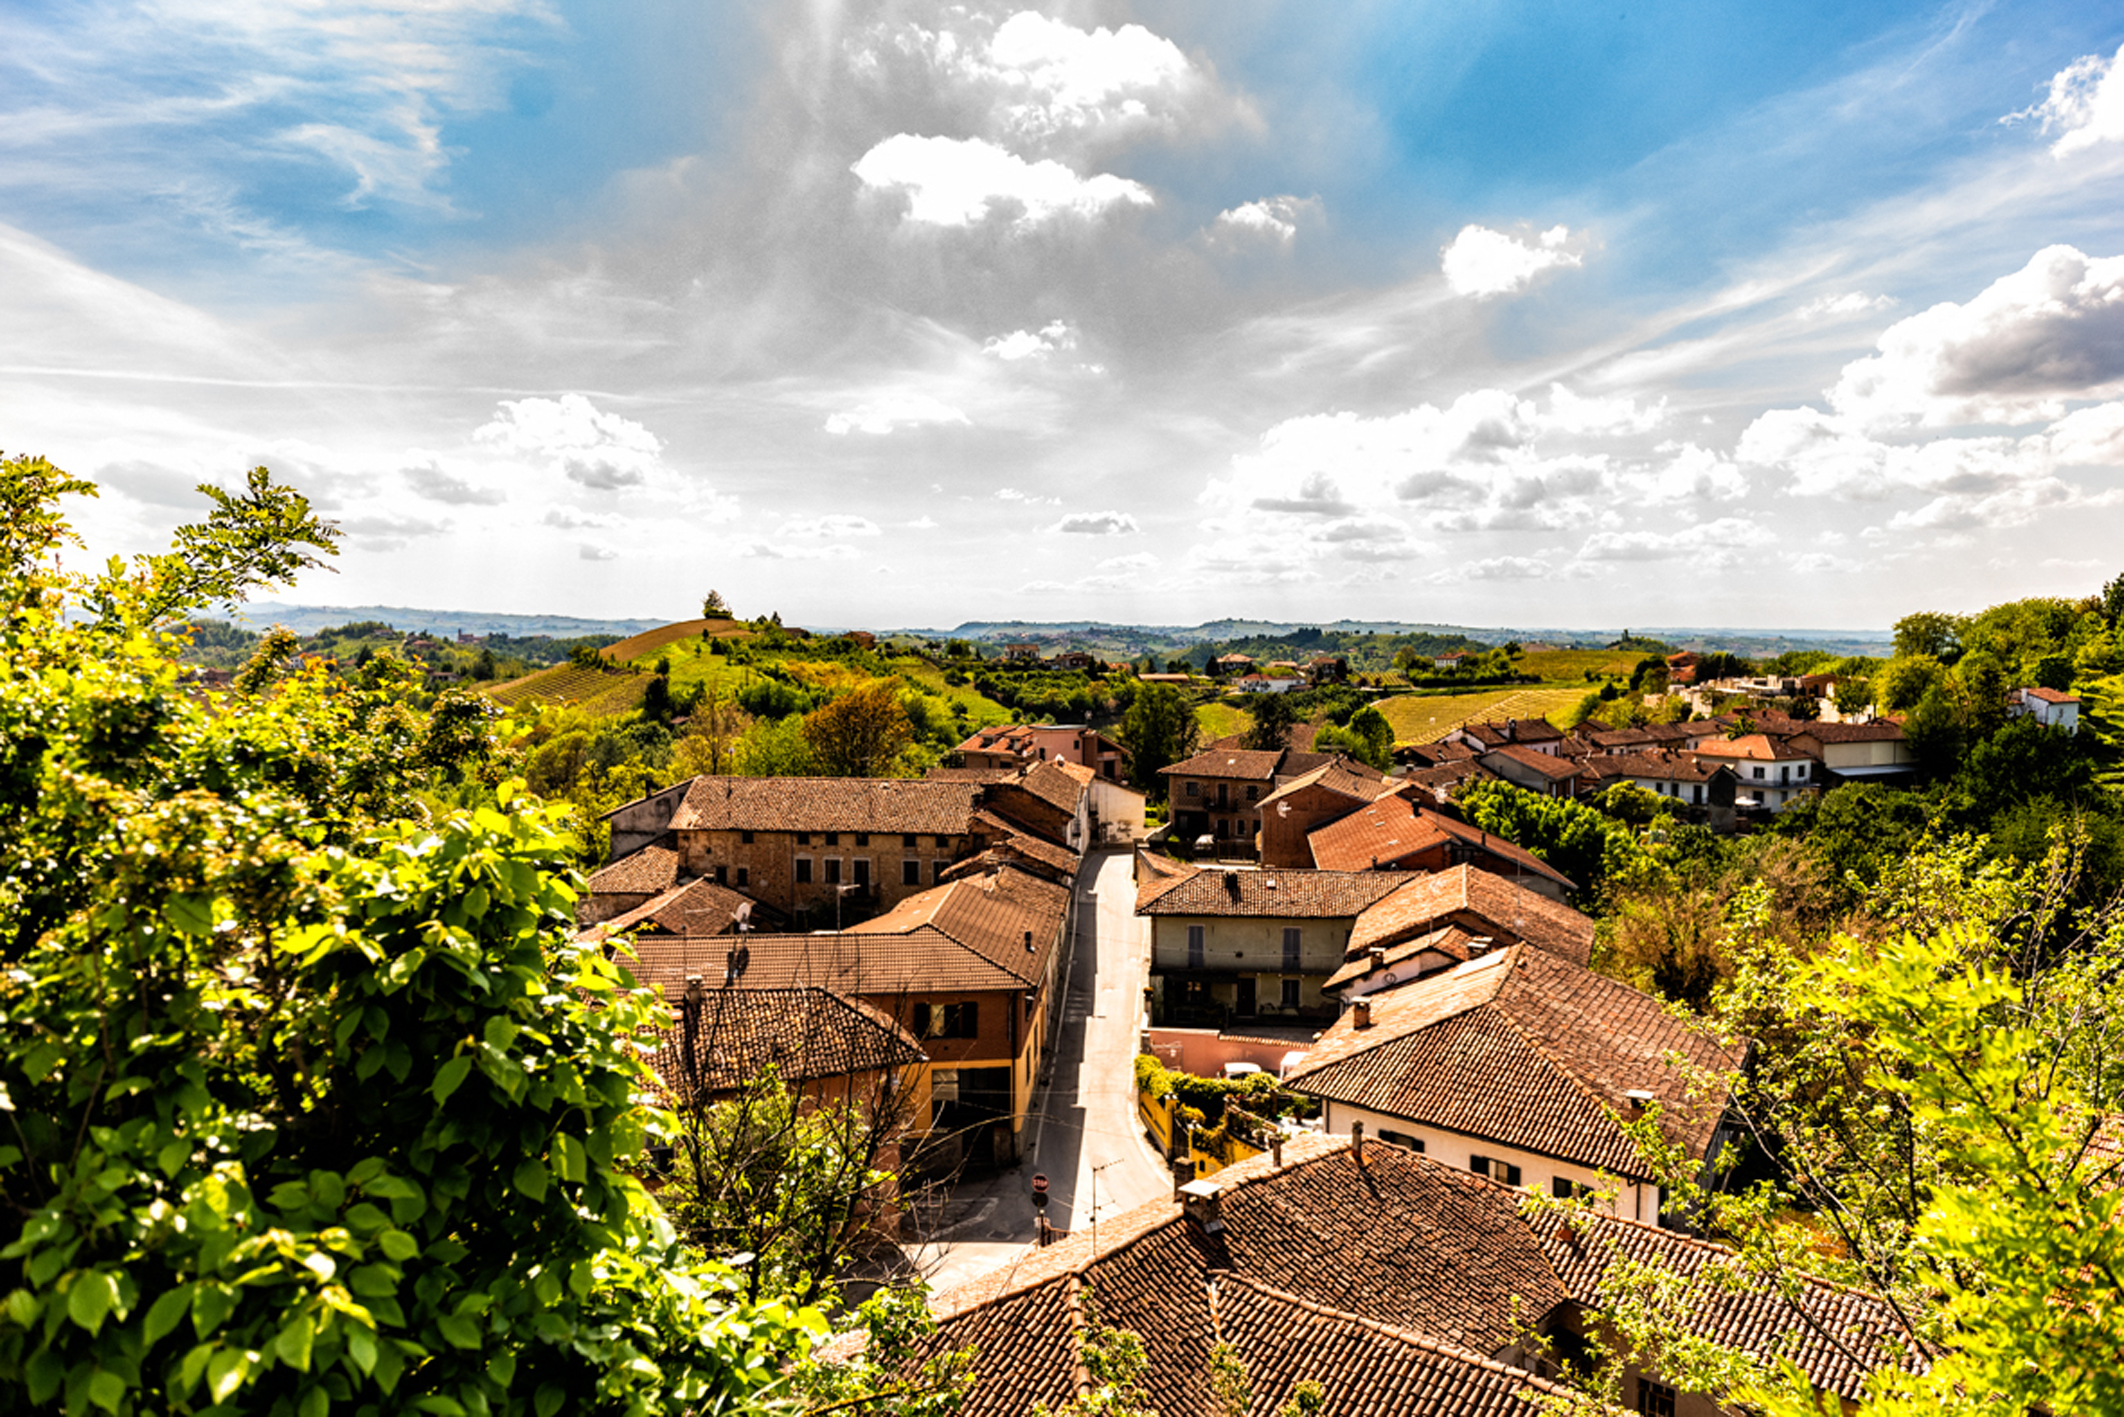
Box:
[1014,758,1092,814]
[587,843,682,895]
[1347,866,1594,966]
[924,766,1013,783]
[1787,719,1909,743]
[1307,798,1575,890]
[1161,747,1285,780]
[921,1135,1909,1415]
[1135,867,1419,920]
[1482,743,1582,781]
[1581,725,1657,752]
[1689,733,1814,763]
[640,985,923,1100]
[1257,758,1393,810]
[626,864,1068,996]
[1540,1212,1918,1403]
[1285,947,1735,1177]
[1322,924,1480,989]
[665,775,985,834]
[584,877,764,940]
[941,831,1079,883]
[2019,686,2079,705]
[1577,751,1728,785]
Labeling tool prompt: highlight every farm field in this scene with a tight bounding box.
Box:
[1195,702,1253,742]
[1518,648,1643,681]
[601,617,752,662]
[1377,686,1588,745]
[486,663,649,715]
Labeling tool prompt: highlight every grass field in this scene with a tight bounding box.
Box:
[1196,702,1253,742]
[1376,686,1589,745]
[603,617,752,662]
[1518,648,1643,682]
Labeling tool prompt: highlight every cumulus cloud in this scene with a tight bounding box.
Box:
[1578,517,1755,564]
[1828,245,2124,428]
[1440,224,1581,298]
[542,507,622,530]
[1251,472,1358,517]
[1543,383,1666,436]
[982,11,1199,138]
[579,543,619,562]
[339,513,449,552]
[95,460,206,508]
[475,394,667,490]
[1213,195,1315,243]
[851,134,1152,227]
[984,320,1076,359]
[403,459,505,505]
[1627,442,1749,501]
[996,487,1062,506]
[824,393,970,435]
[1437,555,1553,582]
[741,541,861,561]
[2012,43,2124,157]
[1053,510,1140,534]
[776,515,881,538]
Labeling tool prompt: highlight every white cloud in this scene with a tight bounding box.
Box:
[983,12,1199,138]
[904,515,940,529]
[1447,555,1553,582]
[475,394,667,490]
[1628,442,1750,501]
[851,134,1152,227]
[542,507,622,530]
[1213,195,1314,243]
[1054,510,1140,534]
[1440,224,1581,298]
[776,515,882,538]
[1829,245,2124,429]
[741,541,861,561]
[984,320,1076,360]
[996,487,1062,506]
[824,393,970,436]
[2012,43,2124,157]
[1097,552,1156,573]
[1791,552,1862,573]
[403,458,505,505]
[1796,292,1897,321]
[2048,400,2124,464]
[1542,383,1666,436]
[579,542,619,562]
[1577,517,1756,563]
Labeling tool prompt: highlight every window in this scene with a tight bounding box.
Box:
[1245,785,1259,802]
[740,831,755,844]
[1553,1178,1592,1201]
[1379,1130,1425,1153]
[1185,781,1201,798]
[1470,1156,1522,1186]
[1282,927,1301,971]
[921,1001,980,1038]
[902,859,921,886]
[1636,1379,1677,1417]
[934,859,949,883]
[1280,978,1300,1009]
[903,833,917,847]
[853,859,870,887]
[1752,766,1765,779]
[935,835,950,848]
[856,833,869,846]
[1187,925,1206,969]
[826,832,840,846]
[736,867,749,888]
[713,865,727,885]
[796,832,811,845]
[825,858,842,885]
[795,858,812,884]
[1692,784,1703,805]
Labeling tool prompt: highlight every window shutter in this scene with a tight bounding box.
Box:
[960,1001,979,1038]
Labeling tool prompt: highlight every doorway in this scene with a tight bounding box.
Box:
[1236,977,1257,1017]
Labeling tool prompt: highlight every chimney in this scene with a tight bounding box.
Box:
[1025,929,1034,952]
[1351,1119,1365,1164]
[1353,999,1373,1029]
[1271,1133,1284,1168]
[1366,946,1386,971]
[1624,1088,1656,1115]
[1466,936,1494,958]
[1178,1178,1225,1234]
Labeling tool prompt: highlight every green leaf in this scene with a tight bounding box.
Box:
[5,1287,41,1326]
[144,1285,193,1348]
[551,1133,586,1185]
[378,1228,419,1262]
[300,1383,330,1417]
[164,893,214,937]
[158,1140,190,1178]
[85,1368,125,1414]
[68,1268,116,1335]
[192,1283,236,1338]
[436,1313,483,1350]
[487,1350,517,1389]
[413,1398,468,1417]
[345,1323,378,1375]
[276,1312,315,1371]
[177,1343,213,1397]
[535,1384,566,1417]
[512,1159,549,1202]
[344,1202,391,1233]
[207,1346,254,1403]
[26,1348,63,1404]
[483,1015,517,1052]
[432,1054,473,1104]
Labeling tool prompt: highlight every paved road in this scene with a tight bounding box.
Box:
[909,847,1174,1294]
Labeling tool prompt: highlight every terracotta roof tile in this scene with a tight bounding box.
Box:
[665,775,985,834]
[1286,947,1736,1177]
[1161,747,1286,780]
[583,877,765,941]
[1308,799,1574,890]
[1135,867,1419,919]
[640,985,923,1099]
[587,843,682,895]
[1347,866,1594,965]
[1482,743,1583,781]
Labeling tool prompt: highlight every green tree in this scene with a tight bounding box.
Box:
[1874,654,1946,713]
[1892,609,1964,663]
[1905,682,1964,778]
[0,455,845,1415]
[2103,570,2124,627]
[1119,683,1201,797]
[1456,780,1646,899]
[702,589,731,619]
[803,679,915,776]
[737,713,820,777]
[1244,691,1297,751]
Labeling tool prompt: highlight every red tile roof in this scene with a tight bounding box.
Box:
[1347,866,1594,965]
[2019,686,2080,705]
[1161,747,1286,781]
[587,843,683,895]
[640,985,923,1100]
[1286,947,1736,1177]
[1257,759,1392,811]
[1482,742,1583,781]
[1135,867,1419,919]
[665,775,986,834]
[583,877,765,941]
[1307,797,1575,890]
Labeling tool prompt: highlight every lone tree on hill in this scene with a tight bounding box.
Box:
[702,589,731,619]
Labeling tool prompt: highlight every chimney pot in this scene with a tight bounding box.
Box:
[1179,1179,1225,1234]
[1025,929,1034,951]
[1624,1088,1656,1113]
[1466,936,1493,958]
[1366,946,1386,969]
[1351,1119,1365,1164]
[1353,1000,1373,1029]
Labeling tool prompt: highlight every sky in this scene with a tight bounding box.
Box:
[5,2,2124,632]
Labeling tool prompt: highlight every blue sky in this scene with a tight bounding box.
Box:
[4,1,2124,629]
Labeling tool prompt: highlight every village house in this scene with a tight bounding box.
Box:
[954,722,1133,784]
[1686,733,1819,812]
[1287,945,1741,1229]
[1233,673,1302,695]
[1135,864,1415,1026]
[1431,650,1469,669]
[2008,685,2081,734]
[578,873,778,935]
[1002,641,1042,661]
[626,861,1069,1168]
[1255,758,1394,868]
[1304,654,1349,683]
[916,1134,1910,1417]
[1211,652,1257,676]
[1322,864,1596,999]
[1161,745,1375,857]
[1048,649,1097,670]
[1478,741,1583,797]
[1304,793,1576,900]
[1444,715,1567,755]
[1575,750,1738,824]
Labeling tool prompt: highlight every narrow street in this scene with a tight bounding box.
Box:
[909,847,1173,1294]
